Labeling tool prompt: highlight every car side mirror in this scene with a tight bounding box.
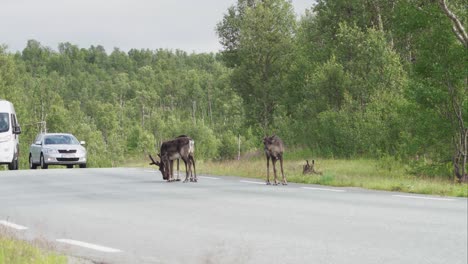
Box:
[80,141,86,145]
[13,126,21,135]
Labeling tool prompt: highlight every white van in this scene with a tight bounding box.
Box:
[0,100,21,170]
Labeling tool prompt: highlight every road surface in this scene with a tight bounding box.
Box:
[0,168,466,264]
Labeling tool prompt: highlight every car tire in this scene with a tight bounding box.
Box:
[79,164,87,168]
[29,154,37,169]
[40,154,48,169]
[67,164,73,169]
[8,157,18,170]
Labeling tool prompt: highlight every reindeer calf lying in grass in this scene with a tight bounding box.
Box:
[302,160,323,175]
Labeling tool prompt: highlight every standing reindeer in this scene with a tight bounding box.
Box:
[149,135,196,182]
[263,135,287,185]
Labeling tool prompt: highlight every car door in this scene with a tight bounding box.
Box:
[30,134,43,163]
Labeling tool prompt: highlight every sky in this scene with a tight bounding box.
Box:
[1,0,314,54]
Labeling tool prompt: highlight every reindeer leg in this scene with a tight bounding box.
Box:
[176,159,181,181]
[188,159,194,182]
[191,155,197,182]
[280,157,287,185]
[169,160,174,182]
[272,158,279,185]
[187,156,193,182]
[183,158,189,183]
[266,156,271,185]
[164,160,171,182]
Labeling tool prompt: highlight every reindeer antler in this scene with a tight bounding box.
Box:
[148,154,160,166]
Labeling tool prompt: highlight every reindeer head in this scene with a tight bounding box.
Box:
[263,135,273,146]
[149,154,168,180]
[159,153,172,180]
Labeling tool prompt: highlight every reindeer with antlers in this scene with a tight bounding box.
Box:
[149,135,196,183]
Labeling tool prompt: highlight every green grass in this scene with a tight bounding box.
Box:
[123,153,468,197]
[0,230,67,264]
[196,158,468,197]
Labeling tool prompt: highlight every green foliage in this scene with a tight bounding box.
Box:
[1,40,246,168]
[0,0,465,180]
[284,0,465,178]
[217,0,296,133]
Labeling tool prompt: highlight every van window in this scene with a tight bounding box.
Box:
[11,114,17,127]
[0,113,10,133]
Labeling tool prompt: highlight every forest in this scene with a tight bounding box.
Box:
[0,0,466,181]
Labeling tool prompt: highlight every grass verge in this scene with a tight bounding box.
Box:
[197,158,468,197]
[0,229,67,264]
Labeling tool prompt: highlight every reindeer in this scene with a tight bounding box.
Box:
[149,135,196,182]
[263,135,287,185]
[303,160,323,175]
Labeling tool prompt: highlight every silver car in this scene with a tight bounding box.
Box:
[29,133,87,169]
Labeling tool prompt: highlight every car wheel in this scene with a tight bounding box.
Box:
[67,164,73,169]
[8,161,14,170]
[29,154,37,169]
[79,164,87,168]
[13,159,19,170]
[40,154,48,169]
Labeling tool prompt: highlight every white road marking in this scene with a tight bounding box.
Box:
[302,187,346,192]
[198,176,220,180]
[56,239,122,253]
[392,195,454,201]
[144,170,157,173]
[240,180,265,185]
[0,220,28,230]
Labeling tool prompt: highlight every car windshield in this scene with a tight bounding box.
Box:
[44,135,79,145]
[0,113,10,133]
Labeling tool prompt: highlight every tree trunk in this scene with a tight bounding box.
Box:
[192,100,197,125]
[438,0,468,47]
[437,0,467,182]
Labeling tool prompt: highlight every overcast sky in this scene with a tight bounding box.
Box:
[1,0,314,54]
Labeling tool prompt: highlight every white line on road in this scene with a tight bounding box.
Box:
[144,170,157,173]
[240,180,265,185]
[56,239,122,253]
[392,195,454,201]
[301,187,346,192]
[0,220,28,230]
[198,176,220,180]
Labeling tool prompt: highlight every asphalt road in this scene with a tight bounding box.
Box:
[0,168,467,264]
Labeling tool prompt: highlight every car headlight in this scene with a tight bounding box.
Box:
[43,148,58,154]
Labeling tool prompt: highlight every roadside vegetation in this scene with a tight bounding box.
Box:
[132,148,467,197]
[0,1,466,185]
[0,230,66,264]
[198,158,468,198]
